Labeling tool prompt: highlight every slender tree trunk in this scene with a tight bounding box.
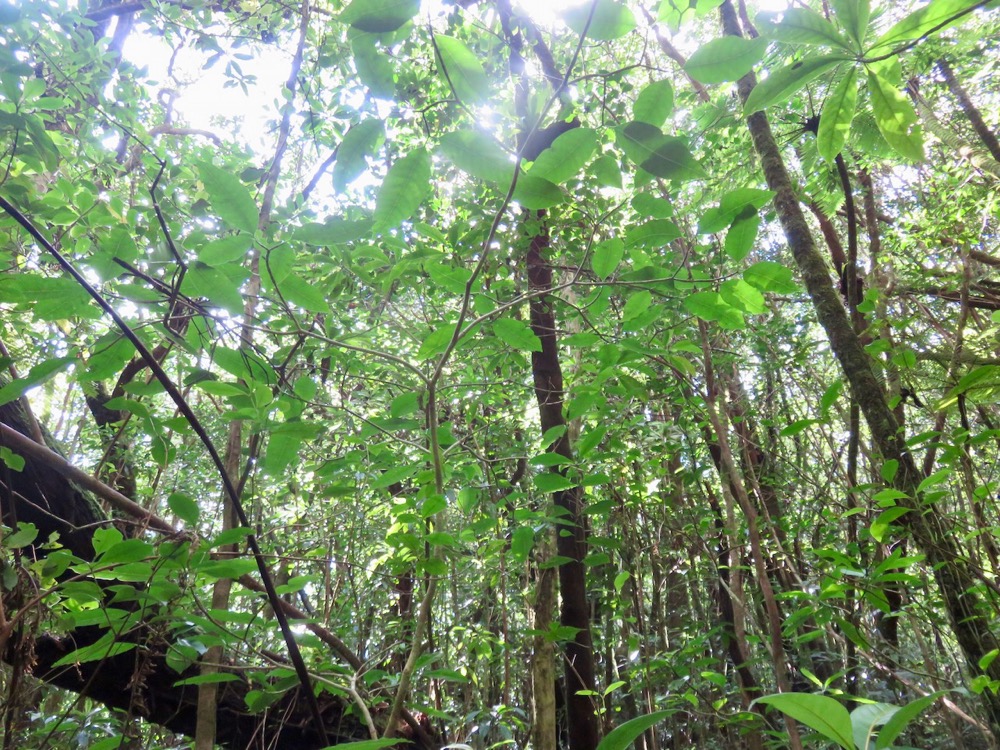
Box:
[938,58,1000,163]
[721,2,1000,737]
[525,214,599,750]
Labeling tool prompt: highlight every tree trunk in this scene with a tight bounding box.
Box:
[525,213,600,750]
[720,1,1000,737]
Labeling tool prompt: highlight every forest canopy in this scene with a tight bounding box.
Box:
[1,0,1000,748]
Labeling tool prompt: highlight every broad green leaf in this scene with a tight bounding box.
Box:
[623,290,652,321]
[375,148,431,230]
[340,0,418,33]
[168,492,200,525]
[333,119,385,193]
[595,711,672,750]
[871,0,984,52]
[590,155,622,187]
[743,55,847,114]
[564,0,636,41]
[851,702,900,750]
[631,194,673,218]
[390,391,420,417]
[685,36,767,84]
[4,522,37,549]
[292,218,373,245]
[534,472,576,492]
[436,35,489,104]
[439,129,514,184]
[753,694,854,750]
[280,273,332,313]
[425,261,472,294]
[744,260,798,293]
[320,739,407,750]
[625,220,681,249]
[52,632,136,668]
[633,79,674,127]
[876,692,948,749]
[724,213,759,261]
[198,162,258,234]
[871,506,909,542]
[0,356,73,406]
[494,318,542,352]
[682,292,745,330]
[830,0,870,49]
[175,673,242,687]
[866,70,923,162]
[817,66,858,161]
[720,278,767,314]
[699,188,773,233]
[418,325,453,360]
[513,174,564,209]
[511,525,534,563]
[592,238,624,279]
[199,234,251,266]
[529,127,599,184]
[768,7,854,50]
[97,538,153,565]
[351,37,395,99]
[618,122,706,181]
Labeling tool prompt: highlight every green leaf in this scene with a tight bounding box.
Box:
[511,525,534,563]
[0,356,74,407]
[494,318,542,352]
[830,0,870,49]
[340,0,419,33]
[590,155,622,187]
[168,492,200,525]
[768,7,854,50]
[4,522,37,549]
[618,122,706,181]
[351,37,395,99]
[850,702,899,750]
[333,119,385,193]
[720,278,767,314]
[319,739,404,750]
[817,66,858,161]
[871,0,983,52]
[534,473,576,492]
[724,213,759,261]
[753,694,854,750]
[198,163,258,234]
[866,70,923,162]
[174,672,242,687]
[685,36,767,84]
[871,507,909,542]
[529,127,599,184]
[418,325,454,360]
[375,148,431,230]
[744,261,798,294]
[436,35,489,104]
[0,447,24,472]
[592,238,624,280]
[633,79,674,127]
[699,188,773,233]
[881,459,899,483]
[513,174,564,209]
[564,0,636,41]
[682,292,745,330]
[292,218,374,245]
[743,55,847,114]
[625,220,681,249]
[596,711,672,750]
[199,235,251,266]
[623,290,652,321]
[390,391,421,417]
[876,691,948,749]
[52,632,137,668]
[439,128,514,184]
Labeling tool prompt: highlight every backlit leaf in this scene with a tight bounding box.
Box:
[436,35,489,104]
[817,66,858,161]
[685,36,767,84]
[867,70,923,162]
[340,0,418,33]
[375,148,431,230]
[743,55,847,114]
[564,0,636,41]
[198,163,258,233]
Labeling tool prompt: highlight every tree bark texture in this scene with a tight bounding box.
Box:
[526,213,600,750]
[720,1,1000,737]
